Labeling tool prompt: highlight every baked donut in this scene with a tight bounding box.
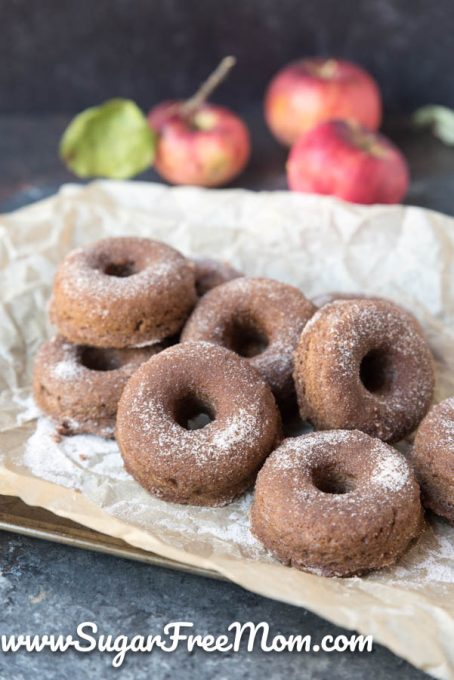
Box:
[33,336,161,438]
[50,237,196,348]
[312,291,369,307]
[294,298,434,442]
[181,277,316,405]
[410,397,454,525]
[251,430,424,577]
[116,341,281,506]
[192,257,242,296]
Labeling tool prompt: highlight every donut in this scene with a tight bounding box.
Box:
[312,291,369,307]
[410,397,454,525]
[33,336,161,438]
[312,292,400,309]
[181,277,316,405]
[192,257,243,296]
[294,298,434,442]
[251,430,424,577]
[50,237,196,348]
[116,341,281,506]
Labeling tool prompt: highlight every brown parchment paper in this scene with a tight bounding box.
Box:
[1,180,454,679]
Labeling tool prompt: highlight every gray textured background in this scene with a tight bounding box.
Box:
[0,532,428,679]
[0,0,453,114]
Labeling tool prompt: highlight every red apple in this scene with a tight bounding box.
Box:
[287,120,409,205]
[265,57,382,146]
[148,101,250,187]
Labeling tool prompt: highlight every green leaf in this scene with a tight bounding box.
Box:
[60,98,157,179]
[412,105,454,145]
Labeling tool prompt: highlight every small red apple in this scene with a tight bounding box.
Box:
[148,101,250,187]
[265,57,382,146]
[287,120,409,205]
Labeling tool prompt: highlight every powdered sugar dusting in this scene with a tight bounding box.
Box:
[211,408,260,451]
[21,415,268,560]
[371,451,409,492]
[59,240,189,302]
[182,277,315,400]
[11,396,454,586]
[431,396,454,440]
[137,400,265,467]
[120,341,277,469]
[139,397,259,465]
[273,430,352,471]
[23,417,127,487]
[411,522,454,584]
[380,518,454,586]
[296,298,434,441]
[52,359,82,381]
[13,393,42,424]
[270,430,412,500]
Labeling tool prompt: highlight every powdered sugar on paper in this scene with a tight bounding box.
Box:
[22,415,268,560]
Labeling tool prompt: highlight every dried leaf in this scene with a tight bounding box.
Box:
[413,105,454,145]
[60,99,157,179]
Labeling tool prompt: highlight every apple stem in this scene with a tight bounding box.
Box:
[180,56,237,118]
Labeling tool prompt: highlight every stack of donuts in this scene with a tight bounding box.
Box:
[33,236,454,578]
[34,238,197,438]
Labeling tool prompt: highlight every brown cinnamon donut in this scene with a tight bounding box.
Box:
[251,430,424,577]
[410,397,454,525]
[294,298,434,442]
[181,277,316,405]
[312,291,369,307]
[50,237,196,348]
[192,257,242,296]
[116,341,281,506]
[33,336,161,438]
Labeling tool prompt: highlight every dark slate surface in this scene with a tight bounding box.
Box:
[1,0,454,114]
[1,111,454,215]
[0,110,450,678]
[0,532,428,679]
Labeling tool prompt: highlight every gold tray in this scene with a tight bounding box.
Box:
[0,494,222,581]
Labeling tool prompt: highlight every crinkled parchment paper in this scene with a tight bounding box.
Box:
[1,181,454,679]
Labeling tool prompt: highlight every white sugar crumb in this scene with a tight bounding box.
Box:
[20,415,269,561]
[273,431,352,470]
[23,417,127,488]
[52,360,82,380]
[414,523,454,583]
[211,409,259,451]
[371,451,409,492]
[13,393,41,424]
[157,493,263,555]
[309,430,352,445]
[131,338,164,349]
[273,448,296,470]
[383,518,454,585]
[434,397,454,437]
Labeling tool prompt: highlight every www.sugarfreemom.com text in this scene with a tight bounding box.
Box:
[0,621,373,668]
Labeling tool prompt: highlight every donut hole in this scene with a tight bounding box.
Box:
[360,348,395,394]
[174,394,215,431]
[103,260,137,278]
[223,318,269,358]
[79,347,123,372]
[312,465,356,495]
